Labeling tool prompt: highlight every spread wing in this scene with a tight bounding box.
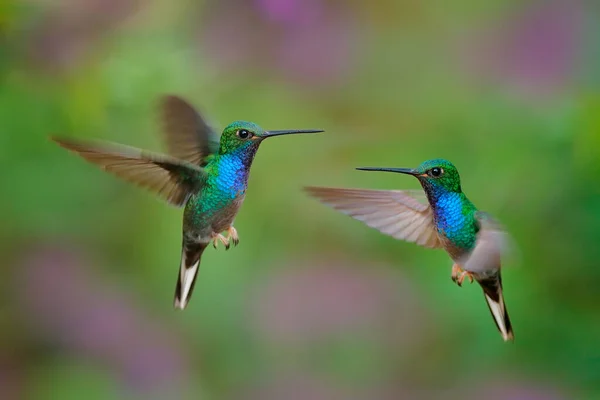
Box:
[305,187,442,248]
[159,95,220,166]
[52,137,206,207]
[462,211,511,274]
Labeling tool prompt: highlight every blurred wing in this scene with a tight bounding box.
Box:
[52,137,206,207]
[462,211,511,274]
[464,212,515,341]
[305,187,442,248]
[159,95,220,166]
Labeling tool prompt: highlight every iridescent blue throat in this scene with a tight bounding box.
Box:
[213,144,258,198]
[423,184,477,251]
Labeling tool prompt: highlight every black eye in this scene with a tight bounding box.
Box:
[237,129,252,139]
[429,167,443,177]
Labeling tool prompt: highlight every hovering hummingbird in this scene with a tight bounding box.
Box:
[305,159,514,341]
[52,95,323,310]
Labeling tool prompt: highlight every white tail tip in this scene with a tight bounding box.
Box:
[174,260,200,310]
[484,291,514,342]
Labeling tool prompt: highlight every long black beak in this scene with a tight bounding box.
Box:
[356,167,418,175]
[262,129,324,138]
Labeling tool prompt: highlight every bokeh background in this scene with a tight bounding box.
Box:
[1,0,599,399]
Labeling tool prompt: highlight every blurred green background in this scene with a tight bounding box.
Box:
[1,0,599,399]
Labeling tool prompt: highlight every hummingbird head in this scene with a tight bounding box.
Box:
[357,158,462,195]
[218,120,323,155]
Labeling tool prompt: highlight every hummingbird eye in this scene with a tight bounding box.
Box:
[236,129,253,139]
[429,167,443,177]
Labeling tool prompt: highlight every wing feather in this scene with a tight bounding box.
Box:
[463,211,514,341]
[305,187,442,248]
[159,95,220,166]
[462,211,511,274]
[52,137,205,207]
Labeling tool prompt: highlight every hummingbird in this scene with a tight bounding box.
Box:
[305,158,514,341]
[52,95,323,310]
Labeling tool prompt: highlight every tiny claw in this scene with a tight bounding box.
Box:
[451,263,463,285]
[212,233,229,249]
[227,226,239,247]
[456,271,475,286]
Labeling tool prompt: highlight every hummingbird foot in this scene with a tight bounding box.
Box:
[451,264,474,287]
[456,271,474,286]
[451,264,461,284]
[212,233,230,250]
[226,226,239,247]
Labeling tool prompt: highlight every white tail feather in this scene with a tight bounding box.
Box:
[174,244,205,310]
[483,290,514,341]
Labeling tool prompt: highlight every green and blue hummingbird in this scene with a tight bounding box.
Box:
[53,95,323,310]
[306,159,514,341]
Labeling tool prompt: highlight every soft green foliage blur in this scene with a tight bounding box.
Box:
[1,1,599,399]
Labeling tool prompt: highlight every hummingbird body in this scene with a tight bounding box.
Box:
[52,97,322,310]
[182,181,245,240]
[176,143,255,304]
[182,132,258,237]
[306,158,514,341]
